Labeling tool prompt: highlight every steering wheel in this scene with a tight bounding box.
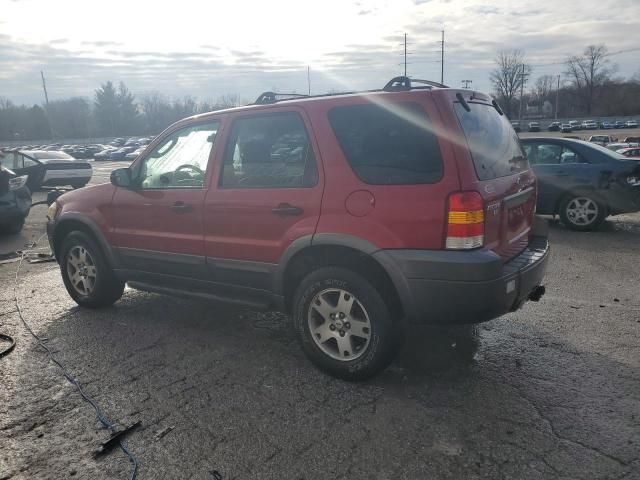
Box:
[174,164,204,176]
[173,164,204,185]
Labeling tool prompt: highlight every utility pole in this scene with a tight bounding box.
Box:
[440,30,445,85]
[461,80,472,89]
[518,63,525,123]
[40,70,49,106]
[307,66,311,96]
[404,33,407,77]
[555,74,560,120]
[41,70,54,140]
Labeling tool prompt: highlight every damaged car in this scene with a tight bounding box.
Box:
[522,137,640,231]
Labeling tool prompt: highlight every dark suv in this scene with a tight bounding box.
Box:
[46,77,549,380]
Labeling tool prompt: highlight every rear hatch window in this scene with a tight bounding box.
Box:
[454,101,535,261]
[328,102,443,185]
[453,102,528,180]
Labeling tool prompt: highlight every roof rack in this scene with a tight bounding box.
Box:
[383,76,449,91]
[252,76,449,105]
[253,92,309,105]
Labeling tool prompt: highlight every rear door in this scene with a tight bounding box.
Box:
[203,109,323,288]
[449,95,536,260]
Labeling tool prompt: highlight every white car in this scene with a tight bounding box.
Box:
[21,150,92,189]
[605,143,640,152]
[582,120,597,129]
[625,120,638,128]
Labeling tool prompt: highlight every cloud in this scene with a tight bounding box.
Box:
[81,40,123,47]
[1,0,639,103]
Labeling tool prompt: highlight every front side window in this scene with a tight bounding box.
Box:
[524,143,590,165]
[328,102,443,185]
[524,144,562,165]
[220,112,317,188]
[136,122,219,189]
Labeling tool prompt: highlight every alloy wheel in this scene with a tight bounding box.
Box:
[66,246,97,296]
[565,197,598,226]
[307,288,372,361]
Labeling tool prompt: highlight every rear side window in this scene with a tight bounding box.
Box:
[328,102,443,185]
[221,112,318,188]
[454,102,528,180]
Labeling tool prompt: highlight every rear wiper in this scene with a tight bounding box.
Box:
[492,99,504,116]
[455,92,470,112]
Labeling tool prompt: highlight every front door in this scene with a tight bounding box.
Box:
[203,110,323,288]
[5,151,45,191]
[525,141,595,214]
[111,120,221,278]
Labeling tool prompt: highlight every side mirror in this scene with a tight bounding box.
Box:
[110,168,133,188]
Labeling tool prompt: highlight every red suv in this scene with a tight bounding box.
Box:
[46,77,549,380]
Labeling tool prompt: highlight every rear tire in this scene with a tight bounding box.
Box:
[292,266,401,381]
[70,181,88,189]
[60,231,124,308]
[559,192,606,231]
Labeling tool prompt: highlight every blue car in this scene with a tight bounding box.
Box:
[521,138,640,231]
[108,146,136,160]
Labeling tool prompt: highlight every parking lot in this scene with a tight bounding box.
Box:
[1,160,639,479]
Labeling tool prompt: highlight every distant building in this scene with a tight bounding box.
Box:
[525,99,553,119]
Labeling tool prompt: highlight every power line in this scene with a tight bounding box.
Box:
[529,47,640,68]
[440,30,445,85]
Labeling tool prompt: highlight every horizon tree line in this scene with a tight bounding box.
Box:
[490,44,640,120]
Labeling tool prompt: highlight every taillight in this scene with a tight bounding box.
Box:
[445,191,485,250]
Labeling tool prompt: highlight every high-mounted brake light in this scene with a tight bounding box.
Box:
[445,191,485,250]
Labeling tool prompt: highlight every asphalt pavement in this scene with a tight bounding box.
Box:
[0,160,638,479]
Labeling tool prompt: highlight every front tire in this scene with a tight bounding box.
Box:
[559,192,606,231]
[60,231,124,308]
[292,267,401,381]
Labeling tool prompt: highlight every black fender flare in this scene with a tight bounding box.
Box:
[272,233,413,318]
[52,213,120,268]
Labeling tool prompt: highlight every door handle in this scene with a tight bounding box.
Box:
[170,201,193,213]
[555,171,569,176]
[271,203,303,216]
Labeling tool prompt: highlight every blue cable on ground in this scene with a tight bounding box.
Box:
[13,252,139,480]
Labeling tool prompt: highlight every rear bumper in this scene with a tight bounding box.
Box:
[606,187,640,215]
[375,217,550,325]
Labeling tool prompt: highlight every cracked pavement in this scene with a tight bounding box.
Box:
[0,168,639,479]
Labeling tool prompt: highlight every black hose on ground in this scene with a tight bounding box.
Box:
[0,332,16,358]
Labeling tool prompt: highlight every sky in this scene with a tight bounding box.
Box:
[1,0,639,105]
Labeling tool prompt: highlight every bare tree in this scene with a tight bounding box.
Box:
[490,49,532,118]
[532,75,555,100]
[564,44,615,115]
[214,93,244,109]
